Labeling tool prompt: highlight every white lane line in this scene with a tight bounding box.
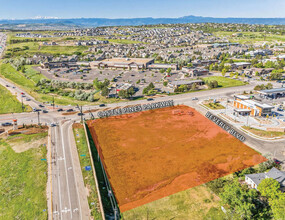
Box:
[60,124,73,219]
[67,121,82,220]
[54,127,63,220]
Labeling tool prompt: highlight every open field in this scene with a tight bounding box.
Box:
[214,31,285,44]
[242,126,285,138]
[73,125,103,219]
[6,41,89,56]
[87,105,266,212]
[122,184,225,220]
[0,131,48,219]
[0,84,30,113]
[203,76,246,88]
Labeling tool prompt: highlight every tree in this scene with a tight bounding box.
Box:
[101,87,109,97]
[220,180,271,219]
[270,193,285,220]
[166,68,172,74]
[163,81,168,87]
[258,178,280,200]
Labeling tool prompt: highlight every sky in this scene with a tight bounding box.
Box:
[0,0,284,20]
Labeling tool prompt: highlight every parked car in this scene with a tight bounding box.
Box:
[39,104,45,108]
[26,98,31,101]
[1,122,12,126]
[66,109,74,112]
[43,110,48,113]
[273,158,282,165]
[57,108,63,112]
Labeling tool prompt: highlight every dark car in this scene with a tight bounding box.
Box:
[78,113,84,116]
[273,158,282,165]
[43,110,48,113]
[1,122,12,126]
[39,104,45,108]
[99,104,106,107]
[66,109,74,112]
[57,108,63,112]
[147,98,154,101]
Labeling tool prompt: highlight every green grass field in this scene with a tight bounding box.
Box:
[6,41,88,56]
[73,126,102,219]
[0,84,30,114]
[214,31,285,44]
[121,185,225,220]
[0,133,48,219]
[203,76,246,88]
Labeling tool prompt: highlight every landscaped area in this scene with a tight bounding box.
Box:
[0,63,110,106]
[87,105,266,212]
[203,76,246,88]
[204,102,225,110]
[242,126,285,138]
[0,130,48,219]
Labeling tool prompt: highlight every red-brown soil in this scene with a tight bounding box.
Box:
[87,105,266,212]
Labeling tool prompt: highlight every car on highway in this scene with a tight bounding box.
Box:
[192,97,198,100]
[39,104,45,108]
[50,123,57,127]
[57,108,63,112]
[147,98,154,101]
[78,112,84,116]
[33,108,41,112]
[99,104,106,107]
[1,122,12,126]
[66,109,74,112]
[26,98,31,101]
[5,85,9,87]
[43,110,48,113]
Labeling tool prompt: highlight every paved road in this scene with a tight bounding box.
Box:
[51,120,88,220]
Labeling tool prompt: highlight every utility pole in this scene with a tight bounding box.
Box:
[21,96,24,112]
[37,111,40,125]
[52,96,55,111]
[76,104,84,123]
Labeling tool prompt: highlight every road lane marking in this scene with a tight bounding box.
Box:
[60,125,73,219]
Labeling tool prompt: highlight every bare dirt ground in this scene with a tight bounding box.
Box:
[87,105,266,212]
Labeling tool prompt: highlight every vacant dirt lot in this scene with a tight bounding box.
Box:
[87,105,266,212]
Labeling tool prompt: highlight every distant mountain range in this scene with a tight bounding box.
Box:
[1,15,285,29]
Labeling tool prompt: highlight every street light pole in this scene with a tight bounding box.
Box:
[37,111,40,125]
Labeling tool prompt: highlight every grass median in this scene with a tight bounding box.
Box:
[73,125,102,219]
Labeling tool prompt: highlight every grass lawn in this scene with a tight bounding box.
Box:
[121,184,225,220]
[242,126,285,138]
[204,102,225,110]
[0,63,99,106]
[203,76,246,88]
[0,84,31,114]
[73,126,102,219]
[0,133,48,219]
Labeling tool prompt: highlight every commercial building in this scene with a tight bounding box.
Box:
[257,88,285,99]
[181,67,209,77]
[168,79,204,89]
[233,95,274,117]
[148,63,178,71]
[90,58,154,70]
